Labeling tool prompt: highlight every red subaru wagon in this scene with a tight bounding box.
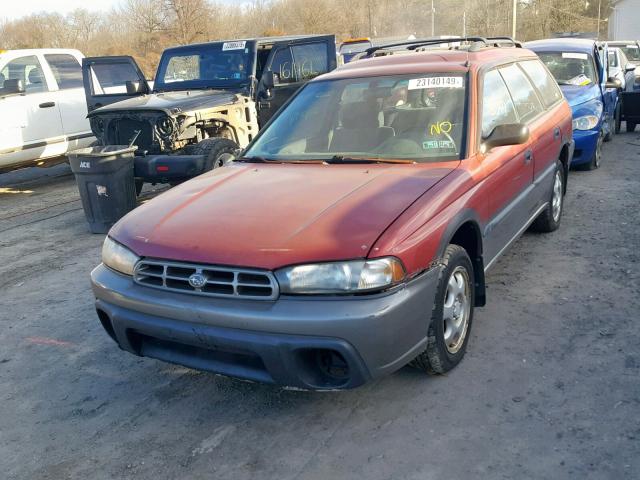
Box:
[92,38,574,390]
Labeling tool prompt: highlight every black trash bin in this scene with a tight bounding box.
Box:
[68,145,138,234]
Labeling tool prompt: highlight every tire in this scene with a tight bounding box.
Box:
[530,160,565,233]
[627,121,637,133]
[578,129,603,171]
[604,114,614,142]
[135,179,144,196]
[614,101,622,134]
[411,244,474,375]
[192,138,239,172]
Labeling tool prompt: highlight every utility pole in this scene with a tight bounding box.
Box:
[431,0,435,37]
[463,11,466,37]
[512,0,517,39]
[596,0,602,40]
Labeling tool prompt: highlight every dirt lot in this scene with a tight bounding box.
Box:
[1,131,639,480]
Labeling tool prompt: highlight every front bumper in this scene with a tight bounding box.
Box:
[91,264,439,390]
[570,128,599,166]
[134,154,206,182]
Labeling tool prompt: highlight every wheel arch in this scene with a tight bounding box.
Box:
[436,210,486,307]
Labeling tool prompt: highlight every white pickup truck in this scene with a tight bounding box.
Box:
[0,48,94,172]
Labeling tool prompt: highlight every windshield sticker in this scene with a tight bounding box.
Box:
[439,140,456,149]
[567,74,592,86]
[222,41,247,51]
[423,141,439,149]
[562,52,588,60]
[408,76,463,90]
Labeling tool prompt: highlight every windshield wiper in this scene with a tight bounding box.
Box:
[234,156,279,163]
[324,155,415,164]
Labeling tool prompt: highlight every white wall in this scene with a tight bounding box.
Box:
[609,0,640,40]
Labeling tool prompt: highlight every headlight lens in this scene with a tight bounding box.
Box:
[156,116,175,138]
[572,115,600,131]
[276,257,406,294]
[102,236,140,275]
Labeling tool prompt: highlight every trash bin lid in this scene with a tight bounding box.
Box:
[68,145,138,157]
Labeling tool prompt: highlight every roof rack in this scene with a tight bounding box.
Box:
[364,36,521,57]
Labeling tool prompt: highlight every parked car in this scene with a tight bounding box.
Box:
[527,38,620,169]
[83,35,337,193]
[339,38,373,63]
[607,40,640,92]
[0,48,94,173]
[91,37,574,390]
[607,47,637,92]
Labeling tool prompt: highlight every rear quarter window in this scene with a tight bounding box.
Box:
[499,63,544,123]
[519,60,563,108]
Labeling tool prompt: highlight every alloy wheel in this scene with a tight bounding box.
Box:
[442,266,471,354]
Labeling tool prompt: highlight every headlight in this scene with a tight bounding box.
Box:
[102,236,140,275]
[156,116,175,138]
[572,115,600,131]
[276,257,406,294]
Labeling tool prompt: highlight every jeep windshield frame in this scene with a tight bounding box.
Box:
[153,41,256,92]
[243,72,469,163]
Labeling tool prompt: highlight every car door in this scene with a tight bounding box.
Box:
[519,59,565,204]
[44,52,94,149]
[479,67,534,265]
[596,44,616,134]
[257,36,336,126]
[82,56,149,112]
[0,54,65,168]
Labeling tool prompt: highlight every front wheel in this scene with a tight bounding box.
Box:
[530,160,565,233]
[192,138,239,172]
[411,244,474,375]
[579,129,603,171]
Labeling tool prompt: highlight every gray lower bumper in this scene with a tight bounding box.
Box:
[91,264,439,389]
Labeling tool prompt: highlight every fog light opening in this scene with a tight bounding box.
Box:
[96,308,117,342]
[315,350,350,382]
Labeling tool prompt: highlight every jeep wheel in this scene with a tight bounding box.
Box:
[530,160,565,233]
[193,138,239,172]
[627,121,637,133]
[411,244,474,375]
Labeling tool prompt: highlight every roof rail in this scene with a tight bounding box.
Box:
[485,36,522,48]
[363,36,517,57]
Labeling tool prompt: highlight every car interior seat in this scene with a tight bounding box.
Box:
[27,67,45,91]
[330,101,394,152]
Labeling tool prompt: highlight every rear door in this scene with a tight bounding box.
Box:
[82,56,149,112]
[257,36,336,126]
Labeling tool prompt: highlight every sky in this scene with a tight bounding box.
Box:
[2,0,120,20]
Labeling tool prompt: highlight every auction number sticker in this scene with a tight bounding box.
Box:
[408,76,463,90]
[562,52,588,60]
[222,41,246,51]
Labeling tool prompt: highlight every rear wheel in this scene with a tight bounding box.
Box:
[531,160,565,233]
[192,138,239,172]
[411,244,474,375]
[627,121,637,133]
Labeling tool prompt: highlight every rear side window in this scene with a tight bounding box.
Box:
[45,54,83,89]
[499,63,544,123]
[519,60,563,108]
[1,55,48,93]
[481,69,519,138]
[291,43,329,80]
[89,62,141,95]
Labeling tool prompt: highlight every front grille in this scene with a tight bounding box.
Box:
[107,118,154,151]
[133,259,279,300]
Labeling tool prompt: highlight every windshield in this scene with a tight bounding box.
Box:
[245,73,467,162]
[154,41,253,91]
[619,45,640,62]
[537,51,597,86]
[339,41,373,55]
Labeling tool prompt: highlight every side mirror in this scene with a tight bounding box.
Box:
[482,123,529,152]
[606,77,623,89]
[1,79,25,96]
[262,70,275,90]
[125,80,147,95]
[625,63,637,73]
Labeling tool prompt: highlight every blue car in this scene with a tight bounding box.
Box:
[526,38,620,170]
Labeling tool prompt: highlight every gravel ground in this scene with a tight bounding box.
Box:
[1,131,639,480]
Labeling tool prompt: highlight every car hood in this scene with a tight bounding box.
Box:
[110,162,458,270]
[561,83,601,108]
[90,90,238,116]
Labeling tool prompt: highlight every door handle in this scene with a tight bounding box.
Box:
[39,101,56,108]
[524,150,533,164]
[554,127,561,139]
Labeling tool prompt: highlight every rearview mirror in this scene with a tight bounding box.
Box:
[262,70,275,90]
[125,80,147,95]
[606,77,623,89]
[482,123,529,152]
[0,79,25,96]
[625,63,637,73]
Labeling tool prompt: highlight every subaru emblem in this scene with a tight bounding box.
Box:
[188,272,207,288]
